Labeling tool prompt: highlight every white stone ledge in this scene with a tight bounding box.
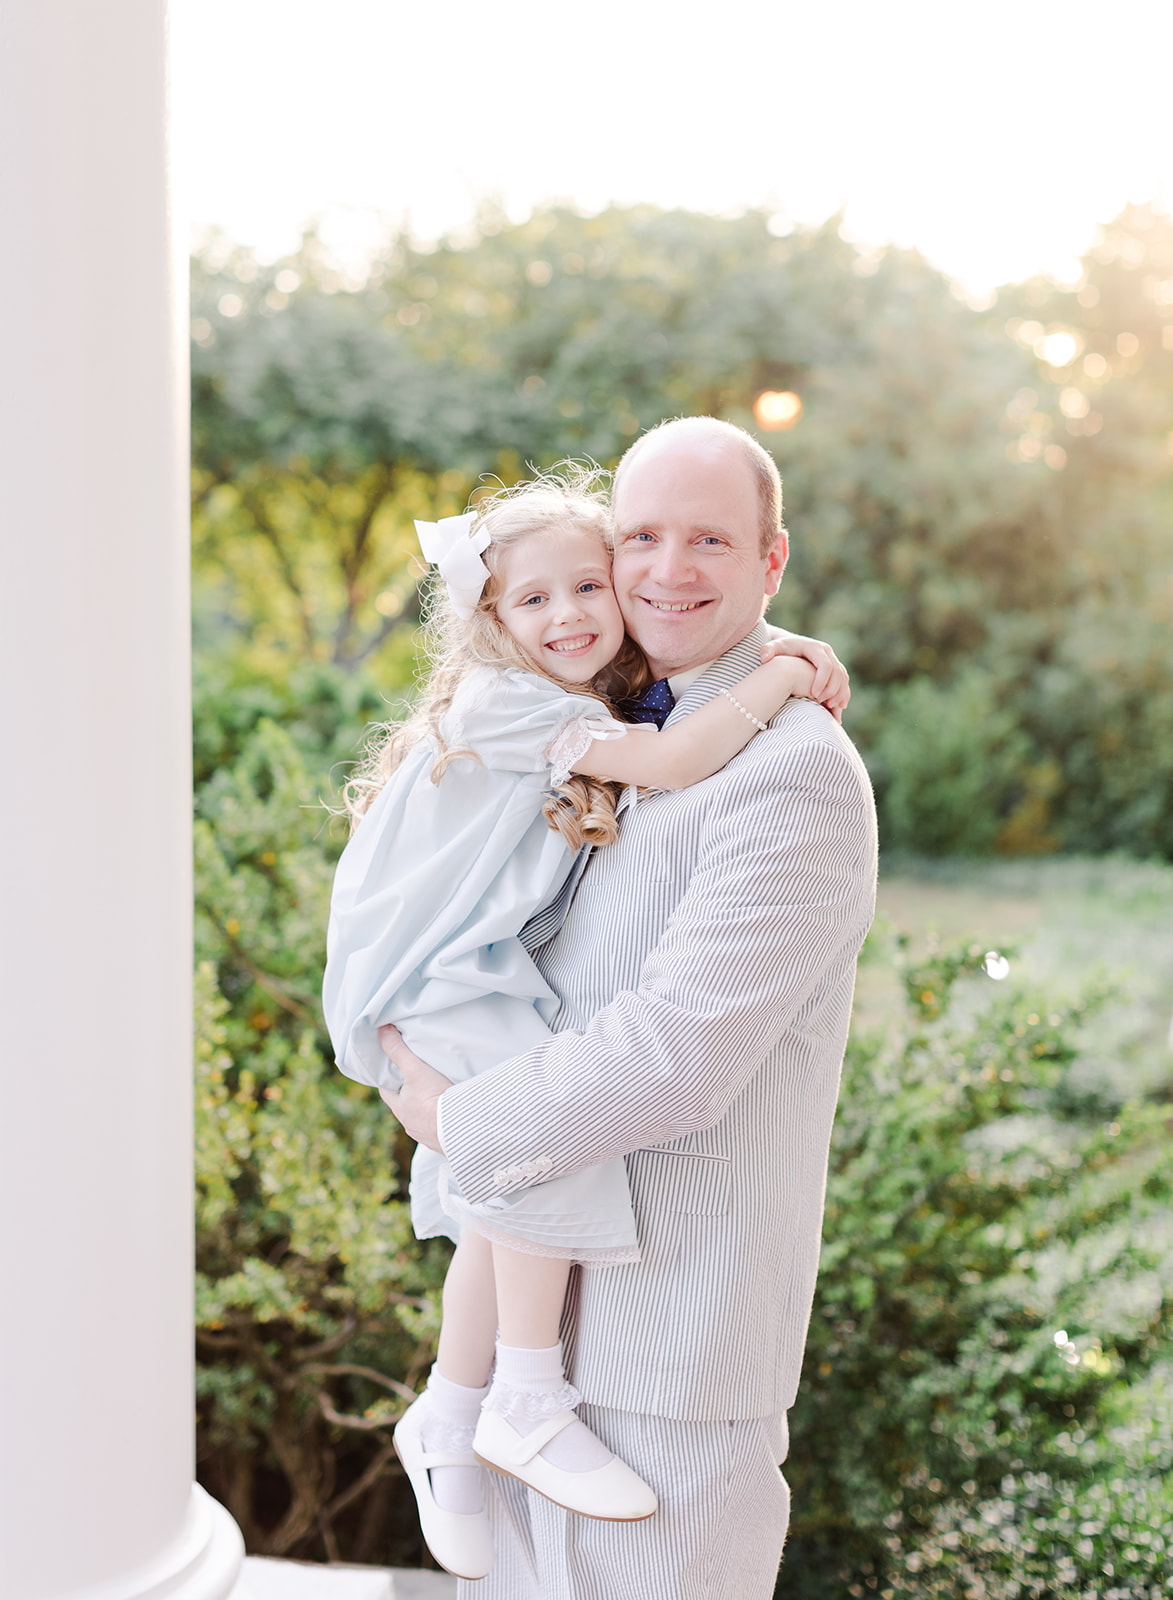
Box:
[230,1557,456,1600]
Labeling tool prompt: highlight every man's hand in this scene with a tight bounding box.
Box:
[761,631,850,722]
[376,1025,451,1153]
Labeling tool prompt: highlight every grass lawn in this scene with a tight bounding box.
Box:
[857,854,1173,1103]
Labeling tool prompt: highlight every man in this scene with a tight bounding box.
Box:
[382,416,878,1597]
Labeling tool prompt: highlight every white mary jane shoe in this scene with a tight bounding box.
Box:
[474,1409,657,1522]
[393,1396,495,1580]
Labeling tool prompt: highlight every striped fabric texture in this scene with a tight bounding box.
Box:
[463,1404,790,1600]
[439,622,878,1425]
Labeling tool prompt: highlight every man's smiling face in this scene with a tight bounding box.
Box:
[611,427,787,679]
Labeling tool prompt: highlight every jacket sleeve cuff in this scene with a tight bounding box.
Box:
[434,1073,503,1206]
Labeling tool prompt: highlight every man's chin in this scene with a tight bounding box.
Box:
[634,631,722,678]
[627,610,766,681]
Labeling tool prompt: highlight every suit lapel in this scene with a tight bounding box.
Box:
[615,624,770,822]
[662,623,768,730]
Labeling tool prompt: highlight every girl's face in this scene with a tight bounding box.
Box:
[494,525,626,685]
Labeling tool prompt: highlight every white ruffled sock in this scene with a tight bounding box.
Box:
[419,1369,489,1515]
[484,1341,613,1474]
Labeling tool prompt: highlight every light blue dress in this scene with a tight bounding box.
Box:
[324,665,640,1266]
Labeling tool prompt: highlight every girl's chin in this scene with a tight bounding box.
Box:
[543,641,599,672]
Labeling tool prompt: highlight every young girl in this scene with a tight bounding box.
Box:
[323,470,847,1580]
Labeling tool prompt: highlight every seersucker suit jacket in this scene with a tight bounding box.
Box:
[438,623,878,1424]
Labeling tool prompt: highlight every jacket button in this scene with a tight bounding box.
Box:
[522,1161,538,1177]
[493,1169,509,1186]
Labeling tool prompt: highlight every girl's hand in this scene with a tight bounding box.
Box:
[761,632,850,722]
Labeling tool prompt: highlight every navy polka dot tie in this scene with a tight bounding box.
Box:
[619,678,676,730]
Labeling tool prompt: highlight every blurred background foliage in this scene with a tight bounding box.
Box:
[192,197,1173,858]
[191,201,1173,1586]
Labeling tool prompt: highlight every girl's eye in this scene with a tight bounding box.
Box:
[520,594,546,607]
[578,582,602,594]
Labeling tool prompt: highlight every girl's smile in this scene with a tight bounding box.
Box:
[494,526,626,685]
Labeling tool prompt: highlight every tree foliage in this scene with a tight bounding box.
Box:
[192,200,1173,857]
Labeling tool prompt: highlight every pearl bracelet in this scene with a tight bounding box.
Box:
[718,686,768,732]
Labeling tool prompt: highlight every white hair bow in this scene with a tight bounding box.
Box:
[414,512,491,620]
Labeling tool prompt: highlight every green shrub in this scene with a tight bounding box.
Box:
[871,674,1032,855]
[194,708,446,1562]
[778,936,1173,1598]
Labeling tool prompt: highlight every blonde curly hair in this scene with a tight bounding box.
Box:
[344,465,649,850]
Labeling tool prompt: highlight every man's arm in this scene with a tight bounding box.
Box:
[436,727,877,1208]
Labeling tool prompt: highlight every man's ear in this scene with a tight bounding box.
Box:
[764,530,788,597]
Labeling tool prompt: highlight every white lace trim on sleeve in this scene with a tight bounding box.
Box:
[545,715,626,787]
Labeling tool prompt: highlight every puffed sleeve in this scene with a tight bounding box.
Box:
[443,667,627,782]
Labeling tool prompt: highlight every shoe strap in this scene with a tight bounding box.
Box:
[507,1409,577,1465]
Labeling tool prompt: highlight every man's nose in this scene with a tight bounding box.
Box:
[646,540,697,587]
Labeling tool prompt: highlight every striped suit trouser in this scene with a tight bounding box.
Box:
[458,1404,790,1600]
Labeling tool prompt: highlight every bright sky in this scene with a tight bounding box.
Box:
[172,0,1173,294]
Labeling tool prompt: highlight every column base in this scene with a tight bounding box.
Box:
[71,1485,244,1600]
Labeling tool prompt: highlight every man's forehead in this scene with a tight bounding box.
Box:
[613,464,758,537]
[616,438,753,503]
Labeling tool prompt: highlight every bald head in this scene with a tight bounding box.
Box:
[613,417,784,557]
[609,416,789,678]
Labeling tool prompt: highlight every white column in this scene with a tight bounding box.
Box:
[0,4,243,1597]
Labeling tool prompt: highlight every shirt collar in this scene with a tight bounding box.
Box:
[619,629,765,814]
[667,660,716,700]
[663,624,769,729]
